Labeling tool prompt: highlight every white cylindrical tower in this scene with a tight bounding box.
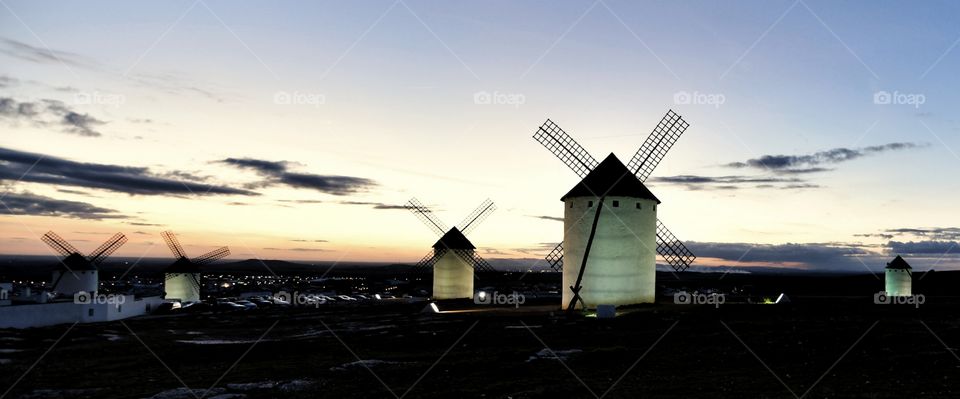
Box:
[563,196,657,309]
[884,255,912,297]
[560,153,661,310]
[430,227,476,300]
[432,250,475,300]
[165,273,201,302]
[51,253,99,295]
[51,269,98,295]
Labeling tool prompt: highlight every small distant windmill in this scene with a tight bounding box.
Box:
[884,255,912,297]
[41,231,128,296]
[405,198,496,300]
[533,110,696,310]
[161,231,230,302]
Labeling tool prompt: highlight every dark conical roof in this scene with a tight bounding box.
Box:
[58,253,96,271]
[561,153,660,203]
[886,255,912,270]
[165,257,200,273]
[432,227,475,250]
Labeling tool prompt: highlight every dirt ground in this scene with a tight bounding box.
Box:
[1,298,958,399]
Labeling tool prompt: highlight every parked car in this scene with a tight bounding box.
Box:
[234,300,258,309]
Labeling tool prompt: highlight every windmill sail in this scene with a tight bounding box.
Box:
[533,119,599,178]
[627,109,689,182]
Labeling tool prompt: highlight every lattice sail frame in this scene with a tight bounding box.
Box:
[545,243,564,272]
[195,247,230,265]
[406,197,498,274]
[533,110,697,272]
[628,110,690,182]
[458,198,496,235]
[88,233,128,265]
[404,198,448,236]
[41,231,79,257]
[534,119,599,179]
[161,231,187,259]
[656,221,696,272]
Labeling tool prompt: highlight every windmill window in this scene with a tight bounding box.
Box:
[570,202,574,208]
[88,309,93,317]
[588,201,593,207]
[636,203,642,209]
[612,200,619,207]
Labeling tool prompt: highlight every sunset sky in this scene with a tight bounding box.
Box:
[2,1,959,272]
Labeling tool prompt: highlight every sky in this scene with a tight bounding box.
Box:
[1,0,959,272]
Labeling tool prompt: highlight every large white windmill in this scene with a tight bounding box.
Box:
[405,198,496,300]
[41,231,128,296]
[160,231,230,303]
[532,110,697,310]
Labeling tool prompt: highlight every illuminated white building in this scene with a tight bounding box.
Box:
[430,228,475,300]
[562,154,659,309]
[885,255,912,297]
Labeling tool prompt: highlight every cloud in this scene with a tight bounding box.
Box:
[726,142,925,173]
[858,227,960,242]
[650,175,816,190]
[886,240,959,255]
[686,241,879,272]
[0,191,124,220]
[291,239,328,243]
[529,215,563,222]
[337,201,405,210]
[0,38,88,67]
[0,146,255,196]
[0,97,106,137]
[262,247,329,252]
[0,75,18,88]
[219,157,376,196]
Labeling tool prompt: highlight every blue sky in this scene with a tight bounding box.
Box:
[1,0,959,272]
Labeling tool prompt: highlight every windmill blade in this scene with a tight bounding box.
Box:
[161,231,188,259]
[453,249,495,273]
[404,198,448,236]
[544,242,564,272]
[88,233,128,265]
[533,119,599,178]
[41,231,79,257]
[413,249,439,274]
[194,246,230,265]
[627,110,690,182]
[656,220,696,272]
[457,199,496,235]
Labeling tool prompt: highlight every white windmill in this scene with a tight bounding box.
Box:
[160,231,230,303]
[884,255,912,297]
[405,198,496,300]
[532,110,696,310]
[41,231,127,296]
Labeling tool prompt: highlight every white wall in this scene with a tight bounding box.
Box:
[433,250,474,300]
[164,273,200,302]
[885,269,912,296]
[52,270,98,296]
[0,296,164,329]
[0,283,10,306]
[563,196,657,309]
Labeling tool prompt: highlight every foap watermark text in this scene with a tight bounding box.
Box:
[874,90,925,108]
[475,290,525,308]
[74,291,126,305]
[674,90,725,109]
[674,291,725,308]
[275,291,321,308]
[874,291,925,308]
[474,91,525,108]
[274,91,326,107]
[74,91,126,108]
